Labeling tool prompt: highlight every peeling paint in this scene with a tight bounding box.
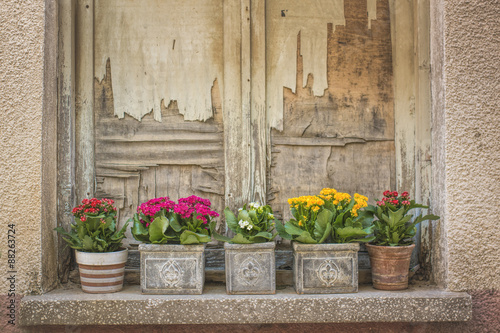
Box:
[266,0,345,130]
[367,0,377,29]
[94,0,223,122]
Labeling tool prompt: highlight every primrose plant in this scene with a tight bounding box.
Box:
[214,202,277,244]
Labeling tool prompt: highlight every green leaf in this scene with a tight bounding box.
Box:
[391,231,400,244]
[333,210,348,228]
[180,230,211,245]
[318,223,332,244]
[231,233,253,244]
[387,207,405,228]
[149,215,170,243]
[414,214,440,225]
[131,215,148,236]
[82,235,94,251]
[224,207,239,232]
[336,226,370,240]
[169,214,182,232]
[86,216,101,231]
[248,210,259,224]
[284,221,305,236]
[250,231,273,240]
[350,236,376,243]
[275,221,292,240]
[314,209,333,241]
[111,220,129,241]
[212,232,232,243]
[294,231,317,244]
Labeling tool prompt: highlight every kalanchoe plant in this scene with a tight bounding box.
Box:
[319,188,375,243]
[54,198,128,252]
[277,189,375,244]
[364,191,440,246]
[131,195,219,245]
[213,202,278,244]
[276,195,331,244]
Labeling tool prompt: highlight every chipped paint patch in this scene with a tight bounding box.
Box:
[94,0,223,122]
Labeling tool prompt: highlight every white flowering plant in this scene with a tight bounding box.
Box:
[213,202,278,244]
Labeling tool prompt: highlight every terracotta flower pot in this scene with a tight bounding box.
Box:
[75,248,128,293]
[366,243,415,290]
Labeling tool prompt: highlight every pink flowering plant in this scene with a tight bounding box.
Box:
[363,191,439,246]
[131,195,219,245]
[54,198,129,252]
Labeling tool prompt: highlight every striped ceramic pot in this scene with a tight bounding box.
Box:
[75,249,128,293]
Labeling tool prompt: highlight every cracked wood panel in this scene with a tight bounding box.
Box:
[94,61,225,245]
[267,0,395,221]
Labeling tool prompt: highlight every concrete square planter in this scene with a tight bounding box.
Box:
[224,242,275,295]
[139,244,205,295]
[293,242,360,294]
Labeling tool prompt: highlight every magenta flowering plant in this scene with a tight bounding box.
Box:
[131,195,219,245]
[363,191,439,246]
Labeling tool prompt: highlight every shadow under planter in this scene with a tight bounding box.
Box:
[293,242,360,294]
[139,244,205,295]
[224,242,276,295]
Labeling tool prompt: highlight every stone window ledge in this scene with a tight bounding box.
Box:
[19,283,471,326]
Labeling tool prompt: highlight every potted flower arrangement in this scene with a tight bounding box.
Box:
[364,190,440,290]
[54,198,129,293]
[131,195,219,294]
[213,202,277,294]
[277,189,373,294]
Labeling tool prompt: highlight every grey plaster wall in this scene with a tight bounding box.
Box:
[431,0,500,291]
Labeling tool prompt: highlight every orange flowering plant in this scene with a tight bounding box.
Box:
[276,189,375,244]
[276,195,330,243]
[54,198,129,252]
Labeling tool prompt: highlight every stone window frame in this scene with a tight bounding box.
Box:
[40,0,443,292]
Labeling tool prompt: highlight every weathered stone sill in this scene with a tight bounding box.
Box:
[19,283,471,326]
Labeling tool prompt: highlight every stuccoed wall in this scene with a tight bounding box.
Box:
[0,0,45,294]
[431,0,500,291]
[0,0,498,331]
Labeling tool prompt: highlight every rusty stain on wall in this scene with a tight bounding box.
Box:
[94,0,223,122]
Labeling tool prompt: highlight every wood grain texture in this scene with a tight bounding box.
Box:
[268,0,395,222]
[57,0,76,283]
[75,0,94,202]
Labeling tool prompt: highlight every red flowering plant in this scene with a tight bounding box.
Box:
[54,198,129,252]
[363,191,439,246]
[131,195,219,245]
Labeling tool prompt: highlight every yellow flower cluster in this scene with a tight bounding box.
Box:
[288,196,325,210]
[351,193,368,217]
[319,188,337,201]
[320,188,351,205]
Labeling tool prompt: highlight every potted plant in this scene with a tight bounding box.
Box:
[277,189,372,294]
[364,191,440,290]
[213,202,278,294]
[54,198,129,293]
[131,195,219,294]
